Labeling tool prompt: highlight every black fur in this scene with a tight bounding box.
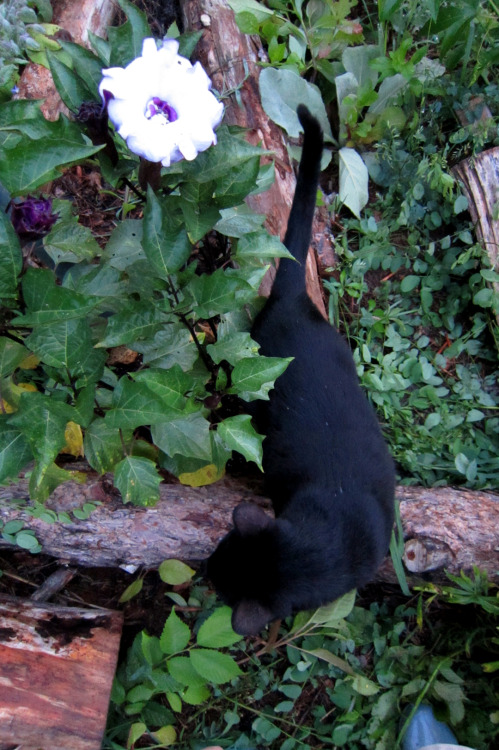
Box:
[208,105,395,636]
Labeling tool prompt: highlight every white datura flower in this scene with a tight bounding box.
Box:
[99,38,224,167]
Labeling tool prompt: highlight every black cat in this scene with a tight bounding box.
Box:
[208,105,395,636]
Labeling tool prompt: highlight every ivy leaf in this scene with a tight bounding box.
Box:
[160,609,191,655]
[190,648,243,685]
[197,607,242,648]
[114,455,162,506]
[0,209,23,299]
[338,147,369,218]
[217,414,264,470]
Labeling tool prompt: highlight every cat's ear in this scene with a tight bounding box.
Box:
[233,503,273,535]
[231,599,273,636]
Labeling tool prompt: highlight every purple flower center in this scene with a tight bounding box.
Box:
[145,97,178,124]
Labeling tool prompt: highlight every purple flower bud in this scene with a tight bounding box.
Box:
[10,197,58,239]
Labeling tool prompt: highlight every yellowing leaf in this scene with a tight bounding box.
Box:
[1,399,15,413]
[152,725,176,745]
[179,463,225,487]
[1,382,38,412]
[19,353,41,369]
[61,421,84,457]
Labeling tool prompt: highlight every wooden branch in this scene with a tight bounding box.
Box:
[182,0,333,314]
[0,593,122,750]
[452,148,499,321]
[1,476,498,584]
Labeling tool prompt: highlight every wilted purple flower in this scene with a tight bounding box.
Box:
[10,197,58,239]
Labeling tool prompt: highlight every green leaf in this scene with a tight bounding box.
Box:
[0,338,28,377]
[15,530,40,551]
[8,392,69,466]
[182,126,264,183]
[190,268,250,318]
[127,723,147,747]
[0,117,102,196]
[43,217,101,266]
[109,0,152,66]
[338,147,369,218]
[135,324,199,371]
[190,648,243,685]
[215,204,265,237]
[197,607,242,648]
[229,356,292,401]
[400,275,420,293]
[167,656,207,687]
[102,219,144,270]
[133,366,194,413]
[119,578,144,603]
[58,40,105,98]
[378,0,405,22]
[217,414,264,470]
[310,590,356,623]
[0,209,23,299]
[106,378,178,429]
[114,456,162,506]
[84,419,132,473]
[158,559,196,585]
[47,51,95,112]
[207,332,260,366]
[13,269,100,326]
[26,318,106,380]
[259,68,333,139]
[0,419,33,483]
[160,608,191,655]
[143,188,192,276]
[182,683,211,705]
[236,231,294,260]
[96,304,167,348]
[151,413,212,461]
[367,74,407,115]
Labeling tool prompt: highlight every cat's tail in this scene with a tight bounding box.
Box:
[272,105,324,297]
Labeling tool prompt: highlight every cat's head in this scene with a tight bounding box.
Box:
[207,502,288,636]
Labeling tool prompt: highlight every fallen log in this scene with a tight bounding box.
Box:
[0,593,122,750]
[1,476,498,584]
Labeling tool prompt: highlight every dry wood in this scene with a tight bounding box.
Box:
[1,476,498,584]
[16,0,116,120]
[452,148,499,320]
[0,593,122,750]
[182,0,333,313]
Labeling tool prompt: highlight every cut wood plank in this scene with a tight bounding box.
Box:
[1,477,497,584]
[0,594,122,750]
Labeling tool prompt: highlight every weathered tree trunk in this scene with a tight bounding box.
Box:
[0,593,122,750]
[1,477,498,584]
[182,0,335,311]
[16,0,116,120]
[452,148,499,321]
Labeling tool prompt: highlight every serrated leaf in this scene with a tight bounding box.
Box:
[133,366,193,413]
[190,648,243,685]
[8,391,70,466]
[217,414,263,470]
[13,268,100,326]
[143,188,192,275]
[96,304,167,348]
[338,147,369,218]
[47,51,95,112]
[0,420,33,483]
[160,608,191,655]
[179,463,225,486]
[84,419,132,473]
[108,0,152,66]
[102,219,144,269]
[190,268,248,318]
[134,324,199,371]
[151,413,212,461]
[114,456,161,506]
[207,332,260,366]
[0,210,23,298]
[214,204,265,238]
[58,40,105,98]
[236,231,294,260]
[229,356,292,401]
[0,338,28,377]
[0,117,102,196]
[197,607,242,648]
[106,378,178,429]
[167,656,207,687]
[26,318,106,381]
[158,559,196,585]
[259,68,333,139]
[43,217,101,266]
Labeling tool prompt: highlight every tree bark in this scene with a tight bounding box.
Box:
[1,476,498,584]
[182,0,334,312]
[452,148,499,322]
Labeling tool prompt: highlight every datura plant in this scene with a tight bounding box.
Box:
[99,38,224,168]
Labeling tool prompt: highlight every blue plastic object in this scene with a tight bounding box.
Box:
[402,704,459,750]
